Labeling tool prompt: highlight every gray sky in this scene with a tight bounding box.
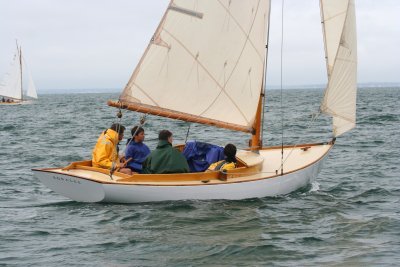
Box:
[0,0,399,91]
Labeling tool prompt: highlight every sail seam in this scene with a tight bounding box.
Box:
[121,0,173,101]
[321,106,355,123]
[201,0,264,124]
[335,55,357,64]
[162,28,250,125]
[216,0,264,63]
[218,0,263,94]
[323,10,347,23]
[131,82,160,107]
[320,0,351,116]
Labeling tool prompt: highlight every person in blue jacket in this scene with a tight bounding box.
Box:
[125,126,151,173]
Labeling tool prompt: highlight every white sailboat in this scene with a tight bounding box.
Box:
[0,42,38,105]
[33,0,357,203]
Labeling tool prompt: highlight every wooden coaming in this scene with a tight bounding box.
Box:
[34,141,333,186]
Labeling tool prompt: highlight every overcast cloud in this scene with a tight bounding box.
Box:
[0,0,399,91]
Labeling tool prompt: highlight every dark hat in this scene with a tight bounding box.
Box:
[110,123,125,133]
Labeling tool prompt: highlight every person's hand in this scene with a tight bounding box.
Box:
[117,162,127,169]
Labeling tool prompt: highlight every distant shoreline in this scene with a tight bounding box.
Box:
[38,83,400,95]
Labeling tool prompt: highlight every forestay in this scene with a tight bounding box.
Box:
[120,0,270,133]
[320,0,357,136]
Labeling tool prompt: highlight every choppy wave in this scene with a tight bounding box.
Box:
[0,89,399,266]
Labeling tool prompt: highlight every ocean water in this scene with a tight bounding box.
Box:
[0,87,399,266]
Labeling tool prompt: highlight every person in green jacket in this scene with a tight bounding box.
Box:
[143,130,190,174]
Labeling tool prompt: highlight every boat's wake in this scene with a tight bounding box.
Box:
[310,181,320,192]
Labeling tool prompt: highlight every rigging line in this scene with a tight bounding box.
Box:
[280,0,285,175]
[110,109,148,179]
[110,115,124,179]
[184,123,191,144]
[274,111,321,172]
[123,114,148,155]
[261,1,272,148]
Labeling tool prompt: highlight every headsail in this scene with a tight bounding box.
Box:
[118,0,270,133]
[23,57,38,99]
[320,0,357,136]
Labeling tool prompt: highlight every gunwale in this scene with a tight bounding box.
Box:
[33,141,333,187]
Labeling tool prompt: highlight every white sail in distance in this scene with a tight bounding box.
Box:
[120,0,270,132]
[0,45,38,101]
[320,0,357,136]
[0,51,22,100]
[23,56,38,99]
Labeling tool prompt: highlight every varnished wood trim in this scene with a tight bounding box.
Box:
[32,141,334,186]
[108,100,254,134]
[259,140,331,151]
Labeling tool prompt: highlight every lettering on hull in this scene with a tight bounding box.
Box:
[52,175,82,184]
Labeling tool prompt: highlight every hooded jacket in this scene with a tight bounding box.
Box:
[92,129,119,169]
[142,140,189,174]
[125,139,151,173]
[207,160,236,172]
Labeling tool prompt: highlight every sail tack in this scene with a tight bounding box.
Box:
[119,0,270,133]
[320,0,357,136]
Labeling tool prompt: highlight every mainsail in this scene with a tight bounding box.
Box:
[118,0,270,133]
[0,51,22,100]
[320,0,357,136]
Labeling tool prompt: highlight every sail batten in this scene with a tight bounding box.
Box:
[169,3,204,19]
[320,0,357,137]
[120,0,270,129]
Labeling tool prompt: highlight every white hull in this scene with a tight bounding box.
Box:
[0,101,22,105]
[0,100,33,106]
[33,142,332,203]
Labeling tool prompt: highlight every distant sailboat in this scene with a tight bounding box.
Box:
[33,0,357,203]
[0,41,38,105]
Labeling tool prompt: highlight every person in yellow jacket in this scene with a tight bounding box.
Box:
[92,123,132,175]
[207,144,237,172]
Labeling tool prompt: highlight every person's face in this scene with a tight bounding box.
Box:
[118,132,124,141]
[168,135,173,144]
[135,131,145,142]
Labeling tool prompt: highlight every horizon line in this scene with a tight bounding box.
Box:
[37,82,400,94]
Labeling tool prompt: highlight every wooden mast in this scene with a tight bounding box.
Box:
[251,1,272,151]
[250,95,263,150]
